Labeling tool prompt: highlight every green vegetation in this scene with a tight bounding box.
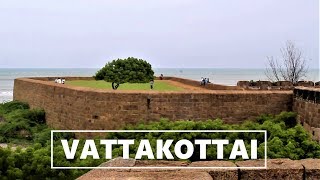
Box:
[94,57,154,84]
[0,101,319,179]
[66,80,184,91]
[108,112,320,161]
[0,101,80,179]
[0,101,47,145]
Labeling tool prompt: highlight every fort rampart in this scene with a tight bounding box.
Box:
[78,158,320,180]
[293,87,320,141]
[13,77,293,130]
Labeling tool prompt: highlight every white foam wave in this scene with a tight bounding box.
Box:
[0,91,13,96]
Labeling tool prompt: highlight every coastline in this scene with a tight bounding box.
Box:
[1,68,319,102]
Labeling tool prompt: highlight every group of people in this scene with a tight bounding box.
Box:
[54,78,66,84]
[200,77,211,86]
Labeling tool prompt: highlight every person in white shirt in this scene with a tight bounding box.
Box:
[57,78,62,84]
[62,79,65,84]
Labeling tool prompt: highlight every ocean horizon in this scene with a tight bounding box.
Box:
[1,68,319,102]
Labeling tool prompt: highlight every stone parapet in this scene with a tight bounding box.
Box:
[293,87,320,142]
[77,158,320,180]
[13,77,292,131]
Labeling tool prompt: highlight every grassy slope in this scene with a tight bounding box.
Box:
[66,80,184,91]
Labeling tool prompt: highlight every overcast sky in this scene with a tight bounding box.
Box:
[0,0,318,68]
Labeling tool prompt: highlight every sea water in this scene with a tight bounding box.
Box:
[0,68,319,102]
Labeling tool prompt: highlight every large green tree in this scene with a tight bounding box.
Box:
[94,57,154,88]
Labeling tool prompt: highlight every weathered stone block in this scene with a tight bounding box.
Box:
[189,161,238,180]
[297,81,315,87]
[299,159,320,180]
[135,160,189,167]
[236,159,303,180]
[99,157,136,168]
[237,81,250,88]
[77,170,213,180]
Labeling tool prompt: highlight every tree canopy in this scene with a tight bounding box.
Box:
[94,57,154,84]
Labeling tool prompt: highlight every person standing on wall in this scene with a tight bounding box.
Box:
[150,80,154,89]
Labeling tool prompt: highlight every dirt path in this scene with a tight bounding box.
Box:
[163,80,208,91]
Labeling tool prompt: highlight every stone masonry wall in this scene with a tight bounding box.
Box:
[13,78,293,130]
[78,158,320,180]
[293,87,320,142]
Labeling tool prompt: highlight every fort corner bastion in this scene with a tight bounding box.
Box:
[13,77,294,131]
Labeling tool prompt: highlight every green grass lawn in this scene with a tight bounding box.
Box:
[66,80,184,91]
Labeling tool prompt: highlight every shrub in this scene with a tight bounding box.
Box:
[4,109,45,125]
[32,128,52,146]
[0,101,29,115]
[106,112,320,160]
[275,111,297,128]
[0,102,46,144]
[94,57,154,84]
[22,108,46,124]
[255,112,297,128]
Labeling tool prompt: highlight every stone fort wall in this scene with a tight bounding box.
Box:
[78,158,320,180]
[293,87,320,142]
[13,77,293,130]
